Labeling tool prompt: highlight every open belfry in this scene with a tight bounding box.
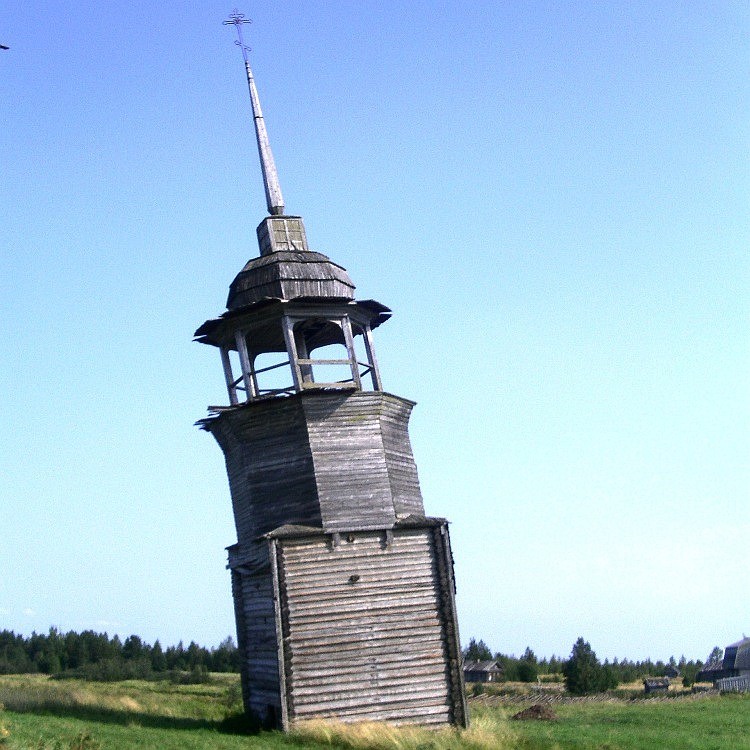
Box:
[195,12,467,729]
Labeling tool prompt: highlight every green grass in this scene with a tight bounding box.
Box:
[0,674,306,749]
[485,694,750,750]
[1,674,749,749]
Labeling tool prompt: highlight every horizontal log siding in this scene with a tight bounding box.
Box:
[377,397,425,519]
[276,528,459,726]
[208,392,425,541]
[431,525,469,726]
[210,399,322,540]
[235,564,282,724]
[302,395,397,531]
[230,570,251,709]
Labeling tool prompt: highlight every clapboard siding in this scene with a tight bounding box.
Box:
[232,557,283,725]
[211,398,322,540]
[378,399,425,518]
[206,351,466,730]
[272,526,465,726]
[302,395,397,531]
[207,391,426,540]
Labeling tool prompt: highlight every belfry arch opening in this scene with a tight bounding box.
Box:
[217,310,383,404]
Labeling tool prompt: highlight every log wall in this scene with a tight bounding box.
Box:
[230,547,283,726]
[272,524,467,727]
[208,391,426,539]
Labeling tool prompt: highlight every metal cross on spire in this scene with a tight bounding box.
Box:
[224,9,285,216]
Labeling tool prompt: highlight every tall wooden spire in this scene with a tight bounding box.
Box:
[225,10,285,216]
[197,14,467,730]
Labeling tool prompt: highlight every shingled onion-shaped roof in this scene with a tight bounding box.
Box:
[227,250,355,310]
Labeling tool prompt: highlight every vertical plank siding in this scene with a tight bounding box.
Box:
[717,675,750,692]
[273,526,465,726]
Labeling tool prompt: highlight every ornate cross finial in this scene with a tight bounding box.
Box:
[223,9,251,64]
[224,9,286,216]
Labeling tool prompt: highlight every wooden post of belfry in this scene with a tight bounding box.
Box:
[194,11,467,730]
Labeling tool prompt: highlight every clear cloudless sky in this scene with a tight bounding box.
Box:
[1,1,748,663]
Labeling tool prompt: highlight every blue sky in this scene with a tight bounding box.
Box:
[1,1,748,662]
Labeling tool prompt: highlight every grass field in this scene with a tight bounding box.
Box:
[1,674,750,749]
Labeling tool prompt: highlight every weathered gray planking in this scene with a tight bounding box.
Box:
[206,391,426,540]
[270,526,466,727]
[228,544,283,726]
[227,248,355,310]
[199,36,466,730]
[226,523,466,729]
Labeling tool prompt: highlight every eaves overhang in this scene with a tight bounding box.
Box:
[194,297,391,348]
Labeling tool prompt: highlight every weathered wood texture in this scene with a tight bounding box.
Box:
[270,525,466,727]
[195,298,391,352]
[241,58,285,216]
[207,391,425,540]
[230,544,282,726]
[256,217,308,256]
[463,660,504,683]
[717,675,750,692]
[201,34,466,731]
[227,250,355,310]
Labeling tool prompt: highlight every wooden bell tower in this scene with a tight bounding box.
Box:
[195,12,467,729]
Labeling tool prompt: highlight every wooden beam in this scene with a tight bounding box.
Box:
[281,316,303,392]
[269,539,290,731]
[220,346,239,405]
[341,316,362,389]
[234,330,257,400]
[362,324,383,391]
[296,358,351,366]
[294,328,314,384]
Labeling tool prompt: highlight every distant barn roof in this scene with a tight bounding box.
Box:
[697,636,750,683]
[463,660,502,673]
[727,637,750,671]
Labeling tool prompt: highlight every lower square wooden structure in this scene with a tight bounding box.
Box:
[229,521,467,729]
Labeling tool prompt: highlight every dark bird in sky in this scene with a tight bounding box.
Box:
[0,45,9,50]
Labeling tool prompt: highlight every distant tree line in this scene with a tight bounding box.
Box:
[0,628,239,681]
[463,636,705,691]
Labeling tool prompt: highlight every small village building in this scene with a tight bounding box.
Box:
[697,636,750,686]
[643,677,670,694]
[463,660,504,683]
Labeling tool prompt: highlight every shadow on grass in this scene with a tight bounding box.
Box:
[6,703,262,736]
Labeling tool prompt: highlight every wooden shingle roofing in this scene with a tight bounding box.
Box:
[194,298,391,349]
[227,250,356,310]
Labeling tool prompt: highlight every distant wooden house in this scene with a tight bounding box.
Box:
[663,665,679,678]
[463,660,504,683]
[697,657,728,682]
[643,677,670,694]
[697,637,750,684]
